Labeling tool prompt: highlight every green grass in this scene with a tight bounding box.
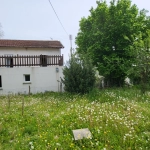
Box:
[0,88,150,150]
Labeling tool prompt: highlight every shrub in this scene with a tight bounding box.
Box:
[62,53,96,94]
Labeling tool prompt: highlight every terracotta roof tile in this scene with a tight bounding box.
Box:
[0,39,64,48]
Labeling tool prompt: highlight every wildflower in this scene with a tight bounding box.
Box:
[97,129,100,133]
[29,142,34,150]
[54,135,59,140]
[29,142,33,145]
[87,134,92,139]
[56,143,61,146]
[70,143,74,147]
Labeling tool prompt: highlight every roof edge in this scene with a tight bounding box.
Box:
[0,39,64,49]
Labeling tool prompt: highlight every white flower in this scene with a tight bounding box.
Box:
[29,142,33,145]
[56,143,61,146]
[31,145,34,149]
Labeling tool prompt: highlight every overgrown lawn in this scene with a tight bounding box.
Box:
[0,88,150,150]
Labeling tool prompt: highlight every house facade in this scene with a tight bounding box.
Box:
[0,39,64,95]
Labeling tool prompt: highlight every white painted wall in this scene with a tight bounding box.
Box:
[0,47,61,56]
[0,66,64,95]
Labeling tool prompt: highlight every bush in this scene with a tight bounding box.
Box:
[62,53,96,94]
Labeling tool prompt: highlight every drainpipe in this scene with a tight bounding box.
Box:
[56,67,59,92]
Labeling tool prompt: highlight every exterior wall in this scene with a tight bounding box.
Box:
[0,66,64,95]
[0,47,61,56]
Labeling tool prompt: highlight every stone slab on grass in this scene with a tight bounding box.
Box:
[72,128,92,140]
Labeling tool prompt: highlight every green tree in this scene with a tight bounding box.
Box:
[130,29,150,94]
[76,0,149,87]
[62,53,96,94]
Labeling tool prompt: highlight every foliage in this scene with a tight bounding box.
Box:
[129,29,150,93]
[62,53,96,94]
[76,0,150,87]
[0,89,150,149]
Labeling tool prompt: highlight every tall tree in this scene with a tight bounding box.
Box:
[76,0,149,87]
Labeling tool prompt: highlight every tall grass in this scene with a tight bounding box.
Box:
[0,88,150,150]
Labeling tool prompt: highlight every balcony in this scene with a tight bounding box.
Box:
[0,55,63,67]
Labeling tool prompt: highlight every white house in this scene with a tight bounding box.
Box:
[0,39,64,95]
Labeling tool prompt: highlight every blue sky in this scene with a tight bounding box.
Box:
[0,0,149,61]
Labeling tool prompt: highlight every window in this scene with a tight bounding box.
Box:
[5,54,13,68]
[23,74,31,84]
[0,76,2,87]
[25,75,30,82]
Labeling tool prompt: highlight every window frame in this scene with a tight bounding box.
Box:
[25,75,30,82]
[5,54,13,68]
[23,74,31,84]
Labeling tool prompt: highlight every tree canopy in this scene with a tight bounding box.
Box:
[76,0,150,87]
